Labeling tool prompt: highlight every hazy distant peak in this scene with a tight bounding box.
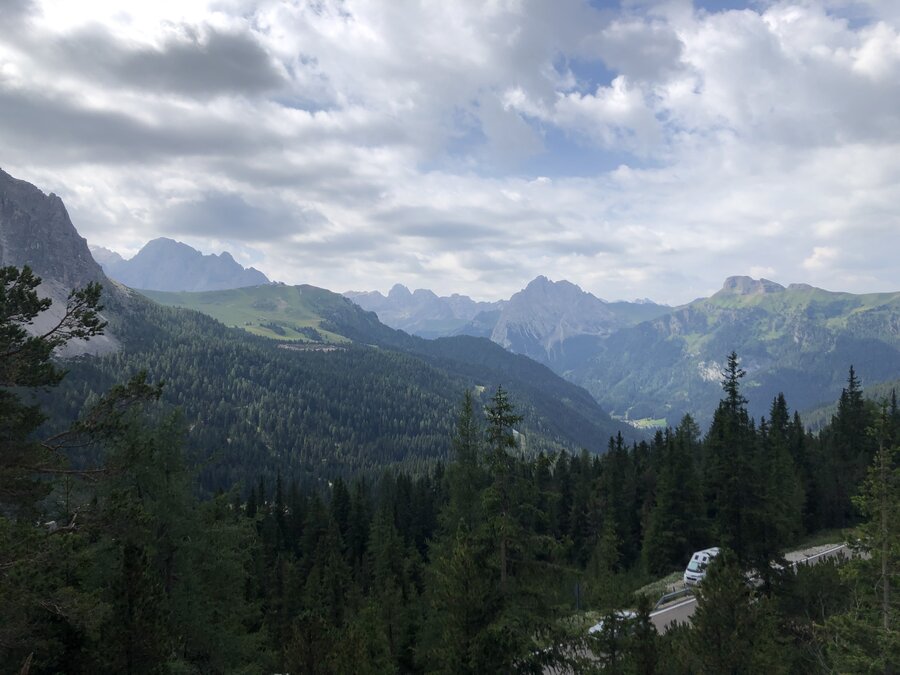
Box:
[718,276,786,295]
[388,283,412,299]
[517,276,602,308]
[98,237,269,292]
[526,274,552,287]
[90,245,125,267]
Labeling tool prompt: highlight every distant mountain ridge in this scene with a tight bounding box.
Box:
[487,275,671,366]
[347,272,900,430]
[93,237,270,292]
[345,284,505,338]
[569,275,900,427]
[346,276,671,366]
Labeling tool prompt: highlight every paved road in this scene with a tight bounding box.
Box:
[648,543,849,633]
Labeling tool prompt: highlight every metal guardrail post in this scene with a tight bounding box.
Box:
[654,587,694,610]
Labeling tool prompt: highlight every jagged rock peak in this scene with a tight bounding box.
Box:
[526,274,552,288]
[388,283,412,299]
[522,275,585,296]
[90,245,125,267]
[0,167,106,289]
[100,237,270,292]
[719,276,785,295]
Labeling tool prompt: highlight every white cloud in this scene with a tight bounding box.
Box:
[1,1,899,304]
[803,245,839,271]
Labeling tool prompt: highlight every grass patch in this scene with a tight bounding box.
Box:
[633,572,682,601]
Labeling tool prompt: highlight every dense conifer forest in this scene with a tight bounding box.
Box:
[39,291,633,494]
[3,267,899,673]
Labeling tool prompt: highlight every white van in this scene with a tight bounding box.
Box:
[683,547,720,586]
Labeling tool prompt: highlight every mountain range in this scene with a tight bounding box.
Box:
[344,284,506,338]
[92,237,269,292]
[346,276,671,364]
[347,274,900,428]
[568,276,900,426]
[7,165,900,442]
[1,168,635,492]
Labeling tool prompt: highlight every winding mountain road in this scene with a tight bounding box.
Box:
[649,543,849,633]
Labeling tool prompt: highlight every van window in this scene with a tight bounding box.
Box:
[687,559,707,573]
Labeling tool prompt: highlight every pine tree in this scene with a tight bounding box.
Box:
[441,389,486,532]
[703,352,759,564]
[822,366,877,527]
[643,415,705,575]
[755,396,804,584]
[483,385,523,592]
[826,403,900,672]
[688,550,788,674]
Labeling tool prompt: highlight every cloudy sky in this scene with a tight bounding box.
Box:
[2,0,899,303]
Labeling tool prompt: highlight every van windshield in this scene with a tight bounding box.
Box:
[687,560,707,573]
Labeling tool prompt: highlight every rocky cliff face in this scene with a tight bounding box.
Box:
[0,168,106,289]
[716,275,786,296]
[490,276,617,357]
[0,168,120,355]
[97,237,270,292]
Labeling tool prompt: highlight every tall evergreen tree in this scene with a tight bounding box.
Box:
[687,550,788,674]
[483,385,524,591]
[755,396,804,579]
[826,403,900,672]
[643,415,706,575]
[821,366,877,527]
[441,389,486,533]
[703,352,759,564]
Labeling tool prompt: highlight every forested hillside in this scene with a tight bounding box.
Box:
[44,288,635,493]
[4,267,898,672]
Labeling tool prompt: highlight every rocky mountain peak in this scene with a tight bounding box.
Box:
[719,276,785,295]
[388,283,412,300]
[0,167,120,356]
[412,288,439,300]
[96,237,270,292]
[0,167,106,290]
[491,276,618,360]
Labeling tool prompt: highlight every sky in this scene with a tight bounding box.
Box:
[2,0,900,304]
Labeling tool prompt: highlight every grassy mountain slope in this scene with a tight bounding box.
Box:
[571,280,900,427]
[139,285,353,343]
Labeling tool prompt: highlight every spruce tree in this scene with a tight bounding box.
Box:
[643,415,705,575]
[688,550,788,674]
[703,352,759,564]
[442,389,486,532]
[826,403,900,672]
